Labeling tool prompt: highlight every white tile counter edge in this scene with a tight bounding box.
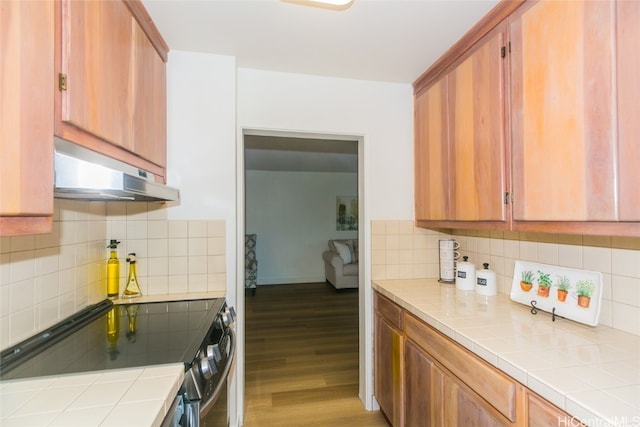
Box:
[0,363,184,426]
[373,279,640,427]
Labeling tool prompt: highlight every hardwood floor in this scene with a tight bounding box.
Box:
[243,282,390,427]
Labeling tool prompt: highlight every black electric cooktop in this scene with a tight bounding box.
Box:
[0,298,224,381]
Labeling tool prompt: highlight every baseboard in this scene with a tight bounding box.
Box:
[257,276,325,286]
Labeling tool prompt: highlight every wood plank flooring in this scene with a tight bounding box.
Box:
[243,282,390,427]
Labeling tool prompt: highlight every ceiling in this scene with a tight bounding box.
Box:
[142,0,500,172]
[142,0,500,84]
[244,135,358,173]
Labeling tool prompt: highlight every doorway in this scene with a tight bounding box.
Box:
[236,128,369,425]
[244,133,358,288]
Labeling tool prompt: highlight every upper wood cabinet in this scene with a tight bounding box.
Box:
[132,22,167,168]
[449,24,507,223]
[0,0,54,236]
[616,0,640,222]
[509,0,639,235]
[510,0,616,223]
[413,0,639,236]
[1,0,167,236]
[414,77,449,222]
[55,0,168,180]
[414,23,508,229]
[59,0,134,154]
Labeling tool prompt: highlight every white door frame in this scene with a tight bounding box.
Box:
[232,127,375,426]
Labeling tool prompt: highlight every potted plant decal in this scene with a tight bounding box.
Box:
[556,275,571,302]
[576,280,595,308]
[511,260,603,327]
[520,270,534,292]
[536,271,552,297]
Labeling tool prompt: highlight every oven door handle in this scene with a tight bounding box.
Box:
[199,327,236,416]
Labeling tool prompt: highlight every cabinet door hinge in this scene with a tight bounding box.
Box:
[501,46,506,58]
[58,73,67,91]
[504,192,510,204]
[509,41,511,53]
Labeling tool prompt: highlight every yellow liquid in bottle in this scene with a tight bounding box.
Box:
[107,251,119,299]
[123,258,142,297]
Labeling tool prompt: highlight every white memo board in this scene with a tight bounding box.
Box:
[510,260,603,327]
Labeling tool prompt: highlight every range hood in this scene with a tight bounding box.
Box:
[54,138,180,202]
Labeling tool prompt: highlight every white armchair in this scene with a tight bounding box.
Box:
[322,239,358,290]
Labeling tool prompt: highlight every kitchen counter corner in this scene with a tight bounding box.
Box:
[372,278,640,427]
[0,364,184,426]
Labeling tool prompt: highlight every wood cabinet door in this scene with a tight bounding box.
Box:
[414,77,449,221]
[527,391,581,427]
[616,0,640,221]
[60,0,135,151]
[404,339,443,427]
[449,24,507,222]
[510,0,616,222]
[375,314,404,426]
[132,20,167,168]
[443,373,510,427]
[0,0,54,235]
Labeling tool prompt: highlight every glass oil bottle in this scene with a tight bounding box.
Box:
[106,240,121,299]
[123,253,142,298]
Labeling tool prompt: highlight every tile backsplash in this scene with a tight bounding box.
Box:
[0,200,227,350]
[371,220,640,336]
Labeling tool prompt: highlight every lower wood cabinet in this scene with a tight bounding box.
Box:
[526,392,582,427]
[374,291,580,427]
[404,312,518,426]
[374,293,404,426]
[404,339,443,427]
[442,371,510,427]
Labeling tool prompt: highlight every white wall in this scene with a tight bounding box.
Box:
[237,68,415,220]
[164,56,415,424]
[237,68,415,416]
[246,170,357,285]
[166,51,237,222]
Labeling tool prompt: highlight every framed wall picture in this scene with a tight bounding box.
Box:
[336,196,358,231]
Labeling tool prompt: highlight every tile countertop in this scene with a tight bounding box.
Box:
[373,279,640,427]
[0,364,184,427]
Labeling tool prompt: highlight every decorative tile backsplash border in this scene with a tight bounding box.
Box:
[370,221,640,336]
[0,200,227,350]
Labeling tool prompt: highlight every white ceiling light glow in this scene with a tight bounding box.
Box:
[312,0,353,5]
[282,0,354,11]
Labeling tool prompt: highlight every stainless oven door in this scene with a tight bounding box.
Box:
[200,328,236,426]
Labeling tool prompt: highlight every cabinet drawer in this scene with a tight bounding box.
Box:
[374,292,403,330]
[527,391,583,427]
[404,313,517,422]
